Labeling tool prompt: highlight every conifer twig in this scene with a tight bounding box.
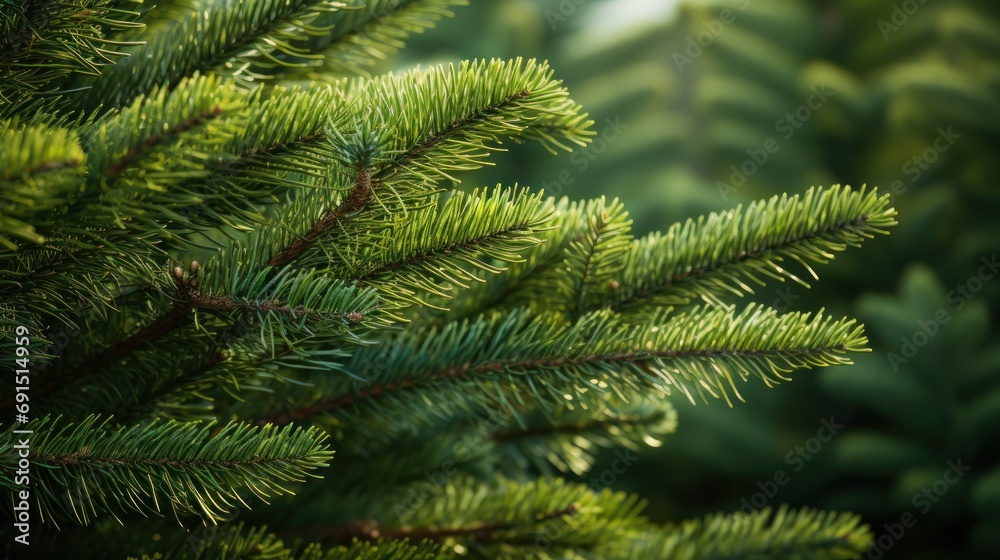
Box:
[268,167,373,267]
[263,343,848,424]
[297,502,581,544]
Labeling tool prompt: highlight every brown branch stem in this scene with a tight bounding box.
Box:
[267,167,372,267]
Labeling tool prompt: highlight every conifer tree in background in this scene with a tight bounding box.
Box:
[1,1,898,558]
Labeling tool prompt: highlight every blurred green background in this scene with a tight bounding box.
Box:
[379,1,1000,558]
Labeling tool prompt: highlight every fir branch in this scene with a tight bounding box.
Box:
[559,197,632,318]
[117,523,448,560]
[26,254,378,414]
[0,416,333,526]
[0,118,84,180]
[616,506,872,560]
[187,293,362,320]
[0,0,142,118]
[1,74,254,249]
[74,0,348,110]
[268,166,372,267]
[354,220,529,282]
[16,312,242,423]
[181,261,368,323]
[275,59,593,279]
[106,106,223,178]
[82,73,243,187]
[320,503,581,544]
[165,86,350,236]
[0,0,897,553]
[303,0,469,77]
[10,264,213,412]
[331,58,594,199]
[17,172,372,415]
[326,186,551,311]
[419,197,596,325]
[188,257,383,359]
[491,397,677,476]
[497,186,896,321]
[298,477,646,553]
[373,88,530,182]
[211,84,347,175]
[264,304,866,428]
[613,185,897,309]
[0,117,87,247]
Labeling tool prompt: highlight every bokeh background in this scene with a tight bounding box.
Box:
[377,1,1000,558]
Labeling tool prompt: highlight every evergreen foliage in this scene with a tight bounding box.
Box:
[1,0,898,558]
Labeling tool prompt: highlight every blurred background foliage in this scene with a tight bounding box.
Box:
[371,1,1000,558]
